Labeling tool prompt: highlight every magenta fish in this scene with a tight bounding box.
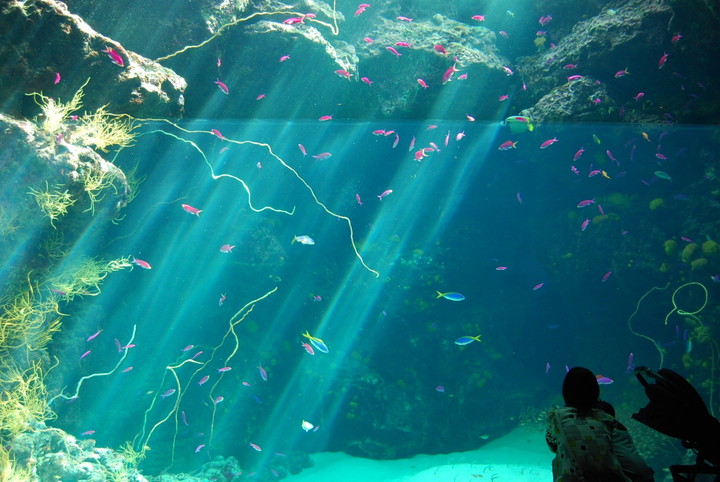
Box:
[377,189,393,200]
[601,271,613,282]
[214,79,229,95]
[577,199,595,208]
[540,137,559,149]
[161,389,176,399]
[102,46,124,66]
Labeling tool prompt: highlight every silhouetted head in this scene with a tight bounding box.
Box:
[594,399,616,417]
[562,367,600,409]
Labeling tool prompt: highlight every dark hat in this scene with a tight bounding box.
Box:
[563,367,600,409]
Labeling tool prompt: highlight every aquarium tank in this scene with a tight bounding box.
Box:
[0,0,719,480]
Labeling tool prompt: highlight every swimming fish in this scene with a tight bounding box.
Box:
[502,116,534,133]
[455,335,482,345]
[436,291,465,301]
[292,235,315,245]
[302,330,329,353]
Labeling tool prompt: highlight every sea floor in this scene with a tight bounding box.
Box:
[285,426,553,481]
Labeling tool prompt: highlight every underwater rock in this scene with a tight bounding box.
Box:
[0,0,186,119]
[517,0,672,122]
[519,76,616,122]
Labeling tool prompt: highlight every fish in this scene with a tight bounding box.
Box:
[577,199,595,208]
[334,70,351,79]
[87,330,102,342]
[396,16,412,22]
[601,271,613,282]
[596,375,614,385]
[386,46,402,58]
[498,140,518,150]
[198,375,210,385]
[214,396,224,404]
[81,430,95,436]
[318,115,332,121]
[301,420,314,432]
[434,44,447,55]
[132,257,152,270]
[455,335,482,345]
[540,137,559,149]
[102,46,124,66]
[181,204,202,216]
[292,235,315,245]
[218,293,226,306]
[442,64,458,84]
[654,171,672,181]
[502,116,534,133]
[122,367,133,373]
[312,152,332,160]
[80,350,91,360]
[377,189,393,200]
[395,41,411,47]
[532,283,545,290]
[298,144,307,156]
[581,219,590,231]
[160,389,176,399]
[361,77,373,85]
[355,194,363,205]
[195,444,205,453]
[54,72,61,84]
[256,94,265,100]
[257,365,268,381]
[567,75,583,81]
[614,68,629,78]
[471,15,485,21]
[417,78,428,89]
[211,129,225,140]
[626,353,635,372]
[302,330,329,353]
[436,291,465,301]
[214,79,229,94]
[279,55,290,62]
[435,385,446,392]
[219,244,235,253]
[658,52,669,69]
[250,442,262,452]
[218,367,232,373]
[573,147,585,161]
[301,342,315,355]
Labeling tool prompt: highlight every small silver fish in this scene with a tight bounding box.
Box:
[292,235,315,245]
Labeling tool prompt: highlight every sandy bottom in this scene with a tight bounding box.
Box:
[285,426,553,481]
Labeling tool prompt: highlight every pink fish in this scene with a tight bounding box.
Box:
[214,79,229,95]
[334,69,351,79]
[496,266,508,271]
[102,46,124,66]
[282,16,304,24]
[502,66,514,76]
[279,55,290,62]
[181,344,194,352]
[122,366,133,373]
[80,350,91,360]
[250,442,263,452]
[601,271,613,282]
[377,189,393,200]
[606,150,616,161]
[577,199,595,208]
[395,41,411,47]
[458,73,468,80]
[312,152,332,160]
[361,77,373,85]
[386,46,401,58]
[680,236,694,243]
[456,131,465,141]
[87,330,102,342]
[318,115,332,121]
[626,353,634,372]
[581,219,590,231]
[658,52,669,69]
[220,244,235,253]
[444,130,450,146]
[298,144,307,156]
[532,283,545,291]
[614,68,629,78]
[54,72,61,84]
[132,257,152,270]
[408,136,416,151]
[81,430,95,436]
[471,15,485,21]
[372,129,385,136]
[397,16,412,22]
[498,94,509,102]
[355,194,363,205]
[656,153,668,160]
[573,147,584,161]
[634,92,645,101]
[181,410,189,426]
[434,44,447,55]
[195,444,205,453]
[671,33,683,43]
[392,133,400,149]
[256,93,265,100]
[417,78,428,89]
[214,396,224,404]
[567,75,583,81]
[364,37,373,43]
[181,204,202,216]
[442,64,458,84]
[302,342,315,355]
[498,140,517,150]
[540,137,559,149]
[596,375,613,385]
[218,366,232,372]
[218,293,226,306]
[563,64,578,69]
[198,375,210,385]
[211,129,225,140]
[258,365,268,381]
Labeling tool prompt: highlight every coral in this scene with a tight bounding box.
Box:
[681,243,698,263]
[702,240,719,256]
[79,166,117,216]
[26,183,76,229]
[649,197,664,210]
[70,106,137,153]
[691,257,708,271]
[664,239,677,256]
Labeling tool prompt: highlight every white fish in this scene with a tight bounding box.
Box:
[292,235,315,245]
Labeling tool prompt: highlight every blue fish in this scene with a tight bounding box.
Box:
[455,335,482,346]
[436,291,465,301]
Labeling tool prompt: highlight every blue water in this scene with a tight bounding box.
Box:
[33,118,718,475]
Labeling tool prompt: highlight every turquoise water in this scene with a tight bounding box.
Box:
[37,119,719,475]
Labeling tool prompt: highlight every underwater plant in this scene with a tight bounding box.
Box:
[79,166,117,215]
[26,182,76,228]
[71,106,137,152]
[0,205,23,240]
[0,360,56,439]
[46,255,133,301]
[27,79,88,135]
